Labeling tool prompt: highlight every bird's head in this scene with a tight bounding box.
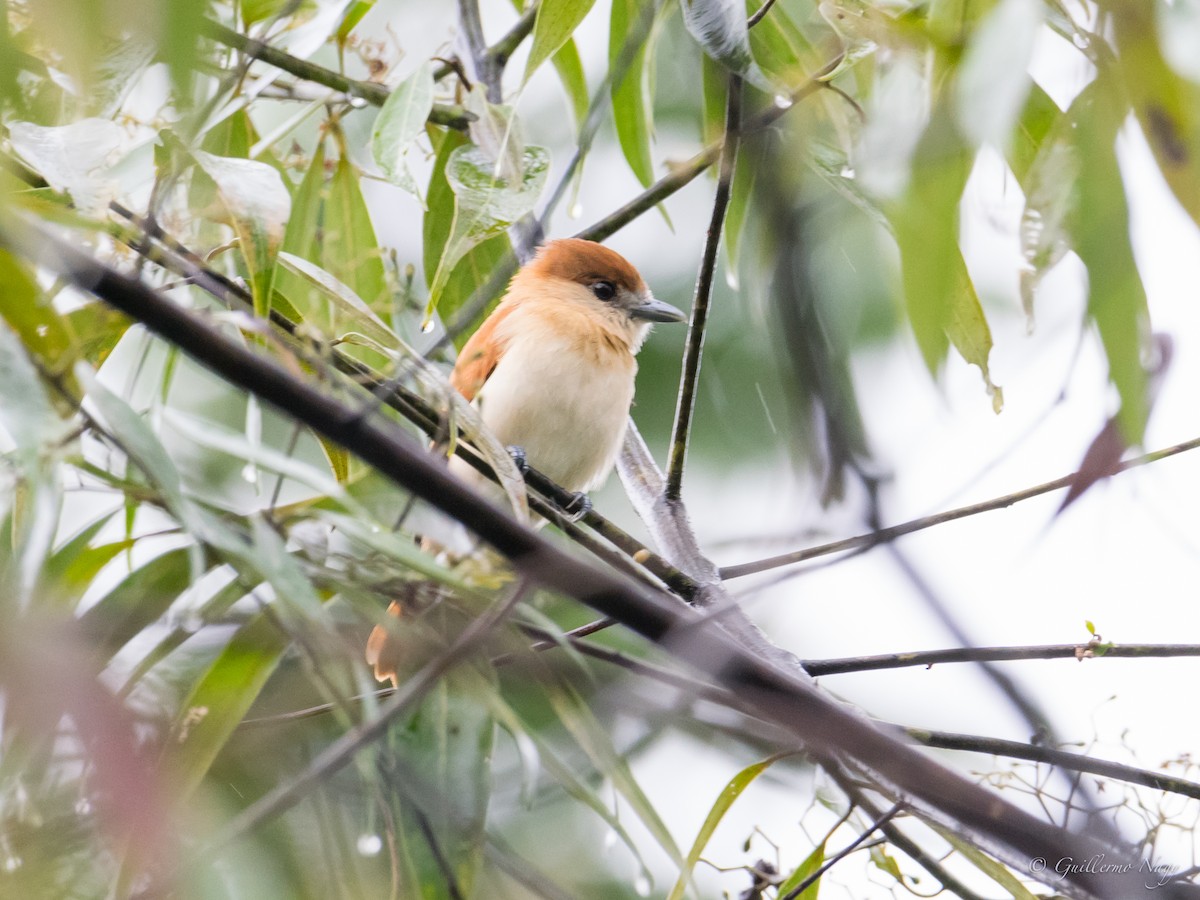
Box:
[511,238,686,351]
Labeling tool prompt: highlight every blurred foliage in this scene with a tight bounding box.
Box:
[0,0,1195,897]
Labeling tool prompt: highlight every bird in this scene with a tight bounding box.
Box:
[366,238,686,684]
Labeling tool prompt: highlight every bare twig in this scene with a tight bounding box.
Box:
[721,435,1200,580]
[806,641,1200,676]
[666,73,742,501]
[907,727,1200,803]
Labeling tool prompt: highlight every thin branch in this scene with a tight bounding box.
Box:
[7,219,1186,900]
[907,727,1200,803]
[202,20,474,129]
[747,0,781,29]
[666,73,742,501]
[456,0,501,102]
[721,435,1200,580]
[806,641,1200,677]
[828,764,989,900]
[433,1,539,82]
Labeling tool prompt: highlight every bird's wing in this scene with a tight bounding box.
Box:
[450,302,516,401]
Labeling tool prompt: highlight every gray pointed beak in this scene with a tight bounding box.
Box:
[629,296,687,323]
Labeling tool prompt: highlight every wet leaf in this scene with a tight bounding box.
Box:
[427,143,550,317]
[193,151,292,317]
[944,252,1003,413]
[276,251,396,349]
[371,61,435,196]
[551,37,590,129]
[326,154,389,314]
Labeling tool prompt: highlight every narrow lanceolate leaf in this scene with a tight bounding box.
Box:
[426,143,550,317]
[165,611,288,799]
[945,251,1003,413]
[887,109,974,374]
[326,154,389,314]
[666,751,799,900]
[610,0,655,187]
[193,151,291,317]
[0,298,62,459]
[0,248,79,388]
[1017,86,1078,323]
[1007,82,1060,188]
[777,841,826,899]
[525,0,598,84]
[371,61,435,196]
[276,252,397,349]
[679,0,772,91]
[1109,0,1200,230]
[78,548,201,658]
[1071,76,1150,445]
[551,37,590,129]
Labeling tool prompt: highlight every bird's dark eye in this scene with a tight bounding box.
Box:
[591,280,616,302]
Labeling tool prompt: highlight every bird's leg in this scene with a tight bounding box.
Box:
[561,492,592,523]
[506,445,529,475]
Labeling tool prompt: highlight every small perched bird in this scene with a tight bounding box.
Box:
[366,238,686,683]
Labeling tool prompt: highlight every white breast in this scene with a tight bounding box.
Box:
[474,320,636,492]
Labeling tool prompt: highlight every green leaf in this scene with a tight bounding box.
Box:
[610,0,655,187]
[40,511,128,608]
[427,143,550,317]
[336,0,375,42]
[525,0,598,84]
[371,61,435,195]
[933,824,1039,899]
[679,0,772,91]
[0,248,79,387]
[165,611,288,799]
[944,251,1003,413]
[545,680,685,876]
[1111,0,1200,231]
[887,109,974,374]
[667,751,799,900]
[550,37,590,129]
[777,841,826,899]
[1071,76,1150,444]
[77,547,201,658]
[1007,82,1060,188]
[65,303,132,368]
[161,0,203,96]
[326,154,389,314]
[747,0,817,88]
[193,151,291,317]
[389,669,495,897]
[439,234,513,348]
[276,251,397,349]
